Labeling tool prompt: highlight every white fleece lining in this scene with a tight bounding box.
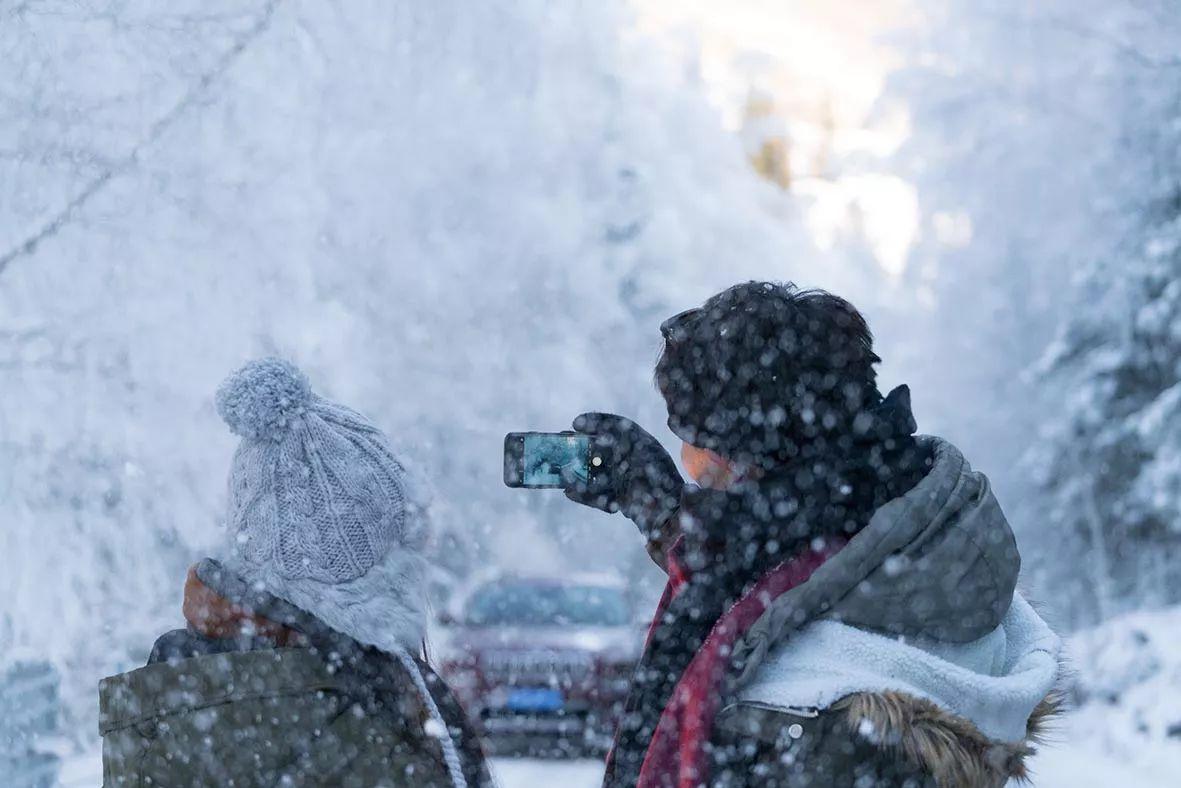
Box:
[739,594,1061,743]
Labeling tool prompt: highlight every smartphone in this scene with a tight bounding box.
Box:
[503,431,603,489]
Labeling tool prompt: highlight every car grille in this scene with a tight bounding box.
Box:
[481,649,593,681]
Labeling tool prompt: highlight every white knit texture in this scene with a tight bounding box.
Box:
[217,358,429,585]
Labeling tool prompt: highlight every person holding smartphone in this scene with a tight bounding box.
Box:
[563,282,1062,788]
[99,359,491,788]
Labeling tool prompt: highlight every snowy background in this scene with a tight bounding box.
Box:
[3,0,1181,784]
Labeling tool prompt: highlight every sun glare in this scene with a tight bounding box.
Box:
[633,0,922,278]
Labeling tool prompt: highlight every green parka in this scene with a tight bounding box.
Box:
[99,560,491,788]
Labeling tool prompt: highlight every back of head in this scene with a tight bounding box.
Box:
[656,281,883,469]
[215,358,430,652]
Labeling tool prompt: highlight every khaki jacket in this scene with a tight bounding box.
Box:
[100,560,491,788]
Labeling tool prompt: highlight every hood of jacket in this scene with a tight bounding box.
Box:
[728,437,1023,689]
[739,593,1061,742]
[727,436,1060,785]
[827,436,1021,640]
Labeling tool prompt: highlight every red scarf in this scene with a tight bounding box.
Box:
[634,538,846,788]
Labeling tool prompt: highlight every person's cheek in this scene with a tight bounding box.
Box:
[681,442,705,483]
[683,442,732,488]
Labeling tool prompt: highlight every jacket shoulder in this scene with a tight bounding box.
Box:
[101,647,347,732]
[99,647,458,786]
[147,628,232,664]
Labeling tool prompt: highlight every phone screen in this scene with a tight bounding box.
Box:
[504,432,592,488]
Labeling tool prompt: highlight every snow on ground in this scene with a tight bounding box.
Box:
[1068,606,1181,741]
[1024,605,1181,787]
[55,750,101,788]
[1027,734,1179,787]
[1018,604,1181,786]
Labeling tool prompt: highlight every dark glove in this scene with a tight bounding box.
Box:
[565,412,685,542]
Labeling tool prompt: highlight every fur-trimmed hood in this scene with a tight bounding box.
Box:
[729,438,1026,694]
[833,689,1061,787]
[725,437,1064,786]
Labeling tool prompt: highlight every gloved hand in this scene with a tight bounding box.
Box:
[565,412,685,545]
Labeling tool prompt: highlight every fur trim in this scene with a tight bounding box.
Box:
[834,690,1064,788]
[229,546,428,653]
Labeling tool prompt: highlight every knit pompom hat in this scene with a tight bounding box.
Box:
[216,357,428,581]
[215,358,431,652]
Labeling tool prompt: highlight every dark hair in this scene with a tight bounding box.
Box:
[655,281,883,468]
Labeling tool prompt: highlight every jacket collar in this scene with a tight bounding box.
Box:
[739,593,1062,743]
[183,564,305,646]
[188,558,359,653]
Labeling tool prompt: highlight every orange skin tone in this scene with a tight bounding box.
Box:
[681,442,753,490]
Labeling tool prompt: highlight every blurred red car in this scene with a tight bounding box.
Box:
[438,574,643,756]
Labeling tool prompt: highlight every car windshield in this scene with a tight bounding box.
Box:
[464,581,629,626]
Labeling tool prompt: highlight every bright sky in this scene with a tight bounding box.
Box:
[632,0,925,276]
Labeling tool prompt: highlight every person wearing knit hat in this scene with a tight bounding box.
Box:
[98,358,491,788]
[214,356,433,653]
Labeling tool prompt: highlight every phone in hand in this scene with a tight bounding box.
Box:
[503,431,605,489]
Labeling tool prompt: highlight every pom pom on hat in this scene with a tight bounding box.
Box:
[215,355,427,588]
[216,357,312,441]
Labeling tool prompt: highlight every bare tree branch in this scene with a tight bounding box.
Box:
[0,0,285,277]
[0,145,118,173]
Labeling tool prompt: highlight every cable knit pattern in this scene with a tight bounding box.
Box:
[216,358,424,585]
